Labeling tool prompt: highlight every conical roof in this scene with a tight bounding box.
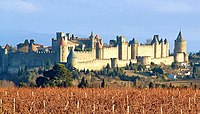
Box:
[177,31,184,40]
[130,38,138,44]
[164,39,168,44]
[151,35,159,44]
[159,38,163,43]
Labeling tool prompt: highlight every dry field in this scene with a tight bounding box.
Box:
[159,79,200,88]
[0,88,199,114]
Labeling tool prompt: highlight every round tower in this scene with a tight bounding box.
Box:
[164,39,169,56]
[96,41,103,59]
[67,49,78,67]
[90,31,95,49]
[152,35,160,58]
[59,36,68,63]
[174,31,186,54]
[160,39,165,57]
[130,38,138,59]
[174,31,187,62]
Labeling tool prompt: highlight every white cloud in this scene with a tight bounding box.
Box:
[0,0,41,13]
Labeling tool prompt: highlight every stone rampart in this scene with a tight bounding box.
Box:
[102,46,118,59]
[75,50,95,61]
[151,56,174,65]
[138,45,154,57]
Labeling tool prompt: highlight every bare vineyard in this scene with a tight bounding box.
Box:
[0,88,199,114]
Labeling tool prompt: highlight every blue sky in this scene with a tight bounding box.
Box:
[0,0,200,52]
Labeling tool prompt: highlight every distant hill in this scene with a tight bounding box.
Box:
[0,29,54,46]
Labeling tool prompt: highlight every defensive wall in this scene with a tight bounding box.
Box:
[151,56,174,65]
[74,50,95,61]
[137,56,174,65]
[137,43,169,58]
[7,52,57,73]
[102,46,118,59]
[137,45,154,57]
[75,59,111,70]
[74,59,137,71]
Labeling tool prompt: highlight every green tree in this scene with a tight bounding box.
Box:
[36,64,73,87]
[36,76,49,87]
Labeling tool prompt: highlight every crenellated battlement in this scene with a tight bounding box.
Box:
[0,31,188,73]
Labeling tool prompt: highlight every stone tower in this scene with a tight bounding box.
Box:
[66,33,71,40]
[152,35,161,58]
[174,31,188,62]
[130,38,138,59]
[90,31,95,49]
[174,31,187,53]
[96,40,103,59]
[67,48,77,68]
[56,32,68,63]
[117,36,128,60]
[160,39,165,57]
[164,39,170,57]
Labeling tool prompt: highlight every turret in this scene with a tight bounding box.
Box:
[117,36,128,60]
[151,35,159,44]
[30,39,35,44]
[55,32,69,63]
[66,33,71,40]
[67,48,77,67]
[164,39,169,56]
[28,39,37,52]
[174,31,188,63]
[90,31,95,49]
[52,38,57,51]
[152,35,161,58]
[24,39,29,46]
[160,38,165,57]
[174,31,187,53]
[71,34,75,40]
[96,41,103,59]
[89,31,94,39]
[59,37,68,63]
[130,38,138,59]
[56,32,65,44]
